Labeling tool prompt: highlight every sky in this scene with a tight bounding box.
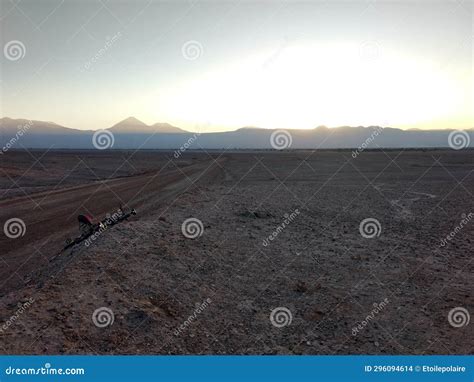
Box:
[0,0,472,132]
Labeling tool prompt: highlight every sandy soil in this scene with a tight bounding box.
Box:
[0,150,186,200]
[0,150,472,354]
[0,151,216,294]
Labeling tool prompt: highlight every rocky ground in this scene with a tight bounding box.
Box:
[0,150,472,354]
[0,150,182,201]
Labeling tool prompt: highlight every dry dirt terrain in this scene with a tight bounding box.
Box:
[0,150,216,294]
[0,149,473,354]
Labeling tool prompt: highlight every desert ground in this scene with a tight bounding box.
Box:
[0,149,472,354]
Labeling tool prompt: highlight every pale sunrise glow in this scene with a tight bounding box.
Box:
[160,43,468,131]
[1,1,472,131]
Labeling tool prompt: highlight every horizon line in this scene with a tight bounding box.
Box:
[1,116,473,133]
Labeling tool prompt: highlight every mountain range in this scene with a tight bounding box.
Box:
[0,117,472,150]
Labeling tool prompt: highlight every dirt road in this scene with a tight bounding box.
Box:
[0,150,472,355]
[0,156,223,295]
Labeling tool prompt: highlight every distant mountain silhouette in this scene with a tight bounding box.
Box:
[109,117,188,134]
[0,117,86,135]
[0,117,472,150]
[109,117,148,132]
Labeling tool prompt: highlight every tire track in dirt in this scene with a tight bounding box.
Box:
[0,158,224,295]
[374,184,437,220]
